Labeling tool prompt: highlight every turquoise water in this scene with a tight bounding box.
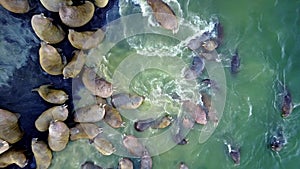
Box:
[1,0,300,169]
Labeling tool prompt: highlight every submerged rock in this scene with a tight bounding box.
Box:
[111,93,144,109]
[63,50,87,79]
[0,149,27,168]
[35,105,69,132]
[119,158,133,169]
[48,121,69,152]
[31,14,65,44]
[231,50,240,74]
[0,109,23,144]
[59,1,95,27]
[0,0,29,13]
[31,139,52,169]
[147,0,178,32]
[38,42,65,75]
[40,0,72,12]
[32,84,68,104]
[82,68,113,98]
[68,29,105,50]
[73,104,105,123]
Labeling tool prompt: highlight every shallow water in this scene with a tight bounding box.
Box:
[1,0,300,169]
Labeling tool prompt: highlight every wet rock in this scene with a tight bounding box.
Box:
[179,162,189,169]
[0,139,9,155]
[35,105,69,132]
[68,29,105,50]
[74,104,105,123]
[0,149,27,168]
[59,1,95,27]
[31,14,65,44]
[111,93,144,109]
[92,135,115,156]
[122,135,146,157]
[32,84,68,104]
[281,90,293,117]
[82,68,113,98]
[118,158,133,169]
[104,106,124,128]
[231,51,240,74]
[140,150,152,169]
[147,0,178,32]
[81,161,103,169]
[48,121,69,152]
[0,0,29,13]
[63,50,87,79]
[94,0,109,8]
[38,42,64,75]
[40,0,72,12]
[0,109,23,144]
[70,123,102,141]
[31,139,52,169]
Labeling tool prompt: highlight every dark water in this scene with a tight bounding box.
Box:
[1,0,300,169]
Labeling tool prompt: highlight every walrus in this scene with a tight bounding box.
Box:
[231,50,240,74]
